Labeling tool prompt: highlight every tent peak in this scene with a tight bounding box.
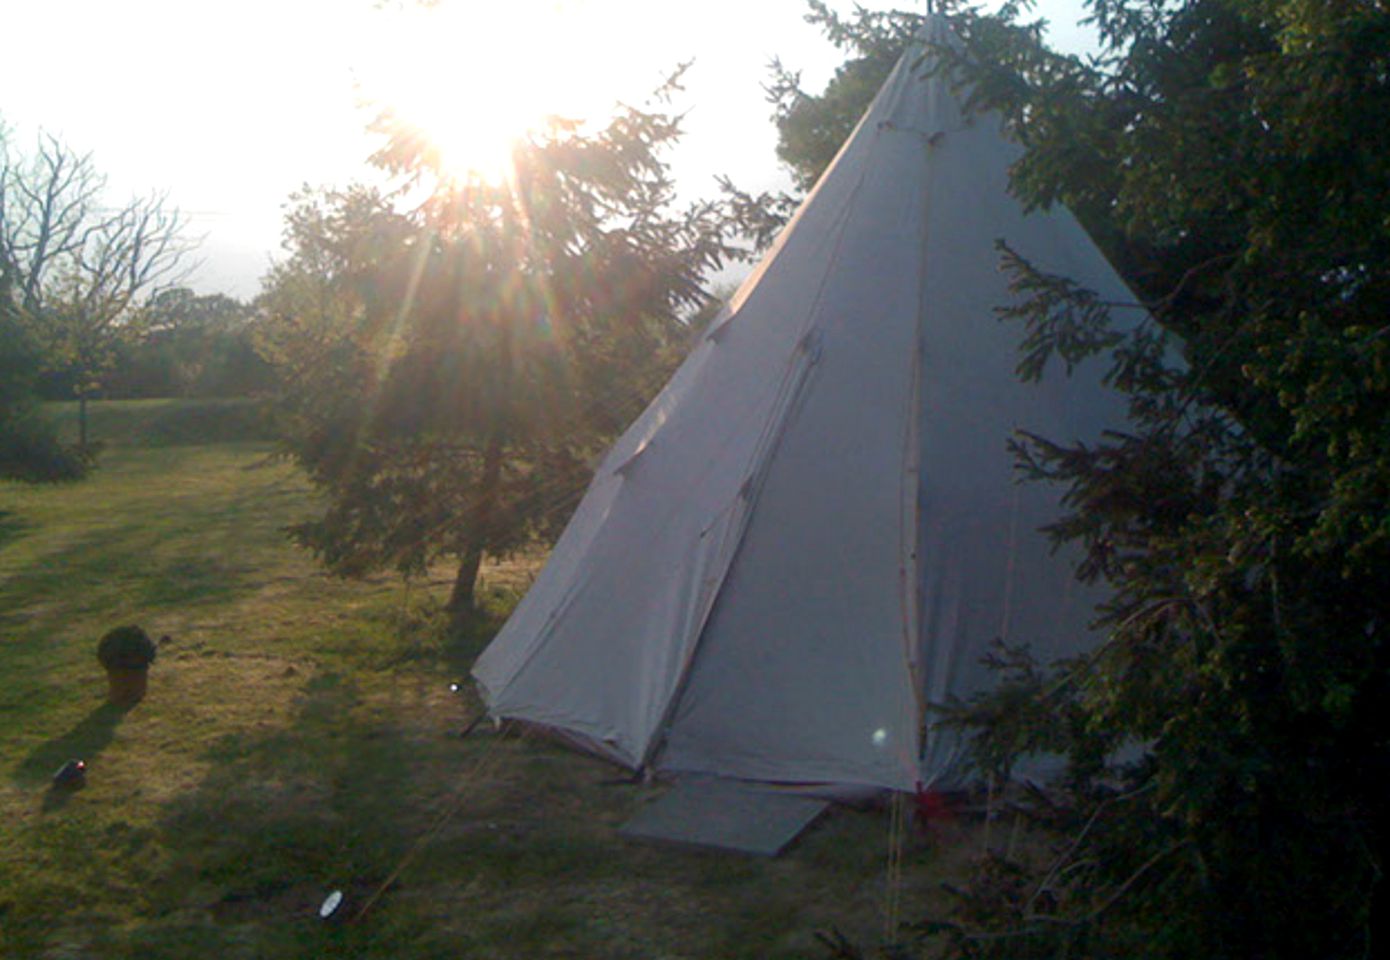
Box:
[472,14,1143,794]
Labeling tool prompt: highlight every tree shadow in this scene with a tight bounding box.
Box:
[441,605,509,681]
[0,513,262,635]
[0,508,29,550]
[13,702,133,788]
[114,671,434,955]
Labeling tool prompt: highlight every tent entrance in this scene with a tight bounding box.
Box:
[620,778,829,856]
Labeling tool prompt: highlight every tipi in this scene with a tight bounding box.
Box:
[473,16,1142,796]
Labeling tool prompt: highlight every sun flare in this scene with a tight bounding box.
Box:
[353,1,642,185]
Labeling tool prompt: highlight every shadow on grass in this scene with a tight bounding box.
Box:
[111,671,442,958]
[13,702,133,788]
[97,667,649,959]
[0,477,297,635]
[0,508,29,550]
[8,656,866,960]
[338,593,511,681]
[441,606,510,680]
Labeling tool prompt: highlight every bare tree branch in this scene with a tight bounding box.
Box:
[1,129,197,445]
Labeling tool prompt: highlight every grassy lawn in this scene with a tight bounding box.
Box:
[1,399,972,959]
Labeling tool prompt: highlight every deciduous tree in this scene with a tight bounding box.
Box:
[1,293,85,481]
[106,287,271,398]
[1,132,194,447]
[1,125,84,480]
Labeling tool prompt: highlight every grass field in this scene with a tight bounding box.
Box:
[1,399,976,959]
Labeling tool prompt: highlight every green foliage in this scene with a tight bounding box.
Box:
[767,1,922,191]
[768,1,1390,956]
[1,128,194,450]
[715,3,927,255]
[1,295,87,481]
[2,127,80,480]
[727,2,923,253]
[103,288,275,400]
[261,88,733,616]
[96,625,158,671]
[0,409,89,482]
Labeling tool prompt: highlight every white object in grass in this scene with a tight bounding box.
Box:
[319,890,344,919]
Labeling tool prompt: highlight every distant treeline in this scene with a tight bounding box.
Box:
[34,288,276,403]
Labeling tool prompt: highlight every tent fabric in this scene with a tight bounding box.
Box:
[472,16,1144,792]
[620,779,830,856]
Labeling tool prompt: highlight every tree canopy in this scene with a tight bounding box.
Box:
[0,294,85,482]
[102,288,272,400]
[766,0,921,191]
[1,127,194,450]
[260,89,734,618]
[1,127,84,480]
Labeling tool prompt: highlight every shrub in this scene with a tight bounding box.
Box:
[96,626,158,671]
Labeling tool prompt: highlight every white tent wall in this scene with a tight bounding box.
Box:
[657,49,937,791]
[473,16,1145,792]
[469,30,907,768]
[908,55,1141,782]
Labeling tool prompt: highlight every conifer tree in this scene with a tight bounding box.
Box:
[261,92,733,618]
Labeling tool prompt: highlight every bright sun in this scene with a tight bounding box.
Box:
[352,1,638,185]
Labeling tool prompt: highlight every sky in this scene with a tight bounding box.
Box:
[0,0,1096,299]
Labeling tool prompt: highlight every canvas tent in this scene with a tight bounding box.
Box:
[473,16,1143,797]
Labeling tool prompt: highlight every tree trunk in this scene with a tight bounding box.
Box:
[447,545,485,617]
[78,393,89,449]
[446,432,507,621]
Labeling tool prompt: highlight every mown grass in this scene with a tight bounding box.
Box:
[1,399,975,959]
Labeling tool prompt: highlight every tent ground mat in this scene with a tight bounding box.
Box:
[621,779,829,856]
